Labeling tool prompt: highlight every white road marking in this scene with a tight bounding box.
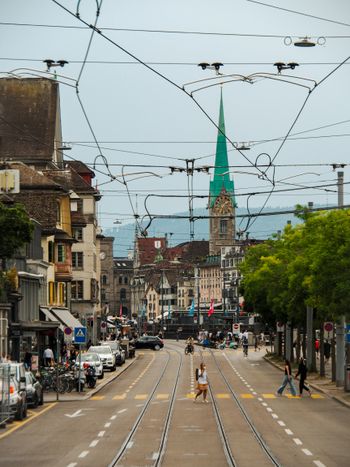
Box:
[110,415,117,420]
[78,451,89,458]
[293,438,302,445]
[126,441,134,449]
[277,420,286,427]
[252,391,257,395]
[271,414,278,419]
[98,431,105,437]
[104,422,111,428]
[152,452,159,460]
[258,397,263,401]
[285,429,293,435]
[89,440,99,447]
[118,409,127,414]
[266,407,273,412]
[262,402,268,407]
[313,461,326,467]
[302,449,313,456]
[67,464,77,467]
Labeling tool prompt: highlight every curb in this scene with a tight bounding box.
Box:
[46,356,139,403]
[263,355,350,409]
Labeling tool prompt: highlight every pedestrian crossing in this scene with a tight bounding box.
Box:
[90,393,324,401]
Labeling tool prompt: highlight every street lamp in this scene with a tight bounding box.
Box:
[43,59,69,71]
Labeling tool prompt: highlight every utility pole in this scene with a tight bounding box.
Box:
[161,270,164,336]
[336,171,345,387]
[196,265,200,336]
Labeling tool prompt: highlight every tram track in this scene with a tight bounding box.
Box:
[108,347,183,467]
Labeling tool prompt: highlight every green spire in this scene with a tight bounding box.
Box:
[209,90,236,208]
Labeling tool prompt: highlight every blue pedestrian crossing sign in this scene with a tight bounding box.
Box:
[74,326,87,344]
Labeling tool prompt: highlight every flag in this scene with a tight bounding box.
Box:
[208,298,214,317]
[119,303,123,317]
[188,299,195,317]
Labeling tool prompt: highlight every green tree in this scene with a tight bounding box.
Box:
[0,202,34,269]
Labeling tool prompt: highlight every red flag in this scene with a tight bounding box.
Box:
[119,303,123,317]
[208,298,214,317]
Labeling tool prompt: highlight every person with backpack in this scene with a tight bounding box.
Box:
[194,362,209,403]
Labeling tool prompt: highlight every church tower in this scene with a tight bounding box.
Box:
[209,91,236,255]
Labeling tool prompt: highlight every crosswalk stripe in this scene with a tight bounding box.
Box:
[135,394,148,400]
[186,393,196,398]
[285,394,300,399]
[262,394,276,399]
[156,394,169,399]
[311,394,324,399]
[240,394,254,399]
[90,396,105,400]
[113,394,126,400]
[216,393,230,399]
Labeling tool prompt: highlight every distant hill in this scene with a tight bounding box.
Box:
[103,206,309,257]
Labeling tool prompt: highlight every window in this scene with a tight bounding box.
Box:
[120,288,126,300]
[72,252,83,269]
[124,277,128,285]
[72,227,83,241]
[76,199,83,213]
[119,276,123,284]
[57,244,65,263]
[48,241,55,263]
[58,282,65,305]
[49,281,56,304]
[56,201,61,224]
[188,289,194,297]
[102,275,107,285]
[71,281,84,300]
[220,219,228,234]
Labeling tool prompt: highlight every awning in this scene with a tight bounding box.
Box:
[40,307,83,332]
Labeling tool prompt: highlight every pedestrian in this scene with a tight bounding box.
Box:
[254,334,260,352]
[242,331,249,357]
[194,362,209,403]
[324,340,331,364]
[23,348,32,370]
[295,357,311,397]
[276,359,297,396]
[315,338,320,359]
[43,346,54,366]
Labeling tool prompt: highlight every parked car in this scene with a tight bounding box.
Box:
[25,372,44,407]
[100,341,125,366]
[87,346,116,371]
[134,336,164,350]
[76,353,104,379]
[0,362,27,420]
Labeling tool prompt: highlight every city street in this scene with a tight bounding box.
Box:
[0,341,348,467]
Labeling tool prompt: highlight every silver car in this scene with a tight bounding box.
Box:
[87,346,116,371]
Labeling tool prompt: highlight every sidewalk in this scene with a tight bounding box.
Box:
[264,353,350,409]
[45,356,138,402]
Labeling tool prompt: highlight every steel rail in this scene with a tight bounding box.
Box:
[108,348,182,467]
[209,349,281,466]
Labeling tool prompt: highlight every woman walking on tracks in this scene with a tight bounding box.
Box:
[194,362,209,403]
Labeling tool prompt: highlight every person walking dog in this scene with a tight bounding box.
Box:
[276,359,297,396]
[194,362,209,403]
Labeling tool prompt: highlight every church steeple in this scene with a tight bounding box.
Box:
[208,90,236,255]
[209,89,235,208]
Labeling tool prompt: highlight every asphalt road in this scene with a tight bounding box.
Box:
[0,342,348,467]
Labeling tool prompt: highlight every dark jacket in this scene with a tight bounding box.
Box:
[296,360,307,379]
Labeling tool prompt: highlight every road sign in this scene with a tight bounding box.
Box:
[74,326,87,344]
[277,322,285,332]
[100,322,107,333]
[64,327,72,335]
[347,324,350,344]
[64,327,73,343]
[232,323,240,334]
[324,322,334,339]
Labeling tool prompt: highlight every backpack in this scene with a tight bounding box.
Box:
[195,368,199,381]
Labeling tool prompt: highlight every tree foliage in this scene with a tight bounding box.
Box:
[240,208,350,325]
[0,202,34,263]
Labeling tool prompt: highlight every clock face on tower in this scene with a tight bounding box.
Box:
[215,196,232,214]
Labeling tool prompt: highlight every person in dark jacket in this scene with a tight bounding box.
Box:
[295,357,311,396]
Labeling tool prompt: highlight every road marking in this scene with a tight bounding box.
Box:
[152,452,159,460]
[241,394,254,399]
[311,394,324,399]
[98,431,105,437]
[216,393,230,399]
[266,407,273,412]
[113,394,126,400]
[110,415,117,420]
[286,394,300,399]
[104,422,111,428]
[156,393,169,399]
[302,449,313,456]
[313,461,326,467]
[252,391,257,395]
[78,451,89,458]
[278,420,286,427]
[89,440,99,447]
[135,394,148,400]
[126,441,134,449]
[262,402,268,406]
[285,429,293,435]
[293,438,302,445]
[90,396,105,400]
[118,409,127,414]
[262,394,276,399]
[249,388,254,392]
[258,397,263,401]
[0,403,57,440]
[186,393,196,398]
[67,463,77,467]
[65,409,84,418]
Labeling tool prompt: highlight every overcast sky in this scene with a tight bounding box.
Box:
[1,0,350,239]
